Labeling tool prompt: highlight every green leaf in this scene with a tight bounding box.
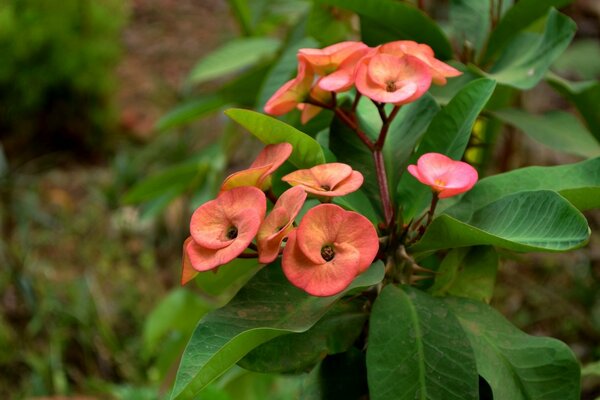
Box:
[238,299,367,373]
[582,361,600,377]
[430,246,498,303]
[189,37,281,84]
[486,8,576,90]
[170,261,384,400]
[411,190,590,254]
[445,297,581,400]
[397,78,496,220]
[552,39,600,81]
[306,3,352,46]
[450,0,491,54]
[227,0,253,36]
[333,189,380,225]
[316,0,452,59]
[445,157,600,219]
[257,37,319,111]
[481,0,574,64]
[492,109,600,158]
[547,73,600,141]
[155,95,228,133]
[225,108,326,168]
[367,285,478,400]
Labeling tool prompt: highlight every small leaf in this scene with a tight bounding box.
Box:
[445,297,581,400]
[367,285,478,400]
[155,95,228,132]
[492,108,600,158]
[170,261,384,400]
[225,108,326,168]
[412,190,590,254]
[189,37,281,84]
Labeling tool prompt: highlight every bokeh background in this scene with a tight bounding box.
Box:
[1,0,600,398]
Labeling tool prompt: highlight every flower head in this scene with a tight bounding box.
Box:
[296,79,334,124]
[282,163,363,198]
[182,186,266,284]
[221,142,293,191]
[282,204,379,296]
[407,152,478,198]
[257,186,307,264]
[264,60,314,116]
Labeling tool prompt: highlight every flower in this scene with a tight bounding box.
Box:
[296,79,334,124]
[221,142,293,192]
[379,41,462,85]
[298,41,370,93]
[182,186,266,284]
[282,163,363,198]
[257,186,307,264]
[282,204,379,296]
[407,152,478,198]
[264,60,314,116]
[355,50,432,105]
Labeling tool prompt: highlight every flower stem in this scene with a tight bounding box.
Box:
[373,149,394,227]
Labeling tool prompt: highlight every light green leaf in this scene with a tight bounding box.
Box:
[430,246,498,303]
[367,285,478,400]
[189,37,281,84]
[486,8,576,90]
[411,190,590,254]
[481,0,574,63]
[582,361,600,377]
[397,78,496,220]
[225,108,326,168]
[445,297,581,400]
[155,95,228,132]
[170,261,384,400]
[445,157,600,219]
[492,108,600,158]
[316,0,452,59]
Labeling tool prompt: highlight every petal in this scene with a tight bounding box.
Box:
[333,211,379,272]
[296,204,346,265]
[189,198,233,249]
[327,170,364,197]
[181,236,199,285]
[220,164,272,192]
[282,230,361,297]
[264,60,314,115]
[250,142,293,171]
[416,153,455,182]
[407,163,432,186]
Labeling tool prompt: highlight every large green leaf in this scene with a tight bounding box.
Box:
[486,8,576,90]
[445,297,580,400]
[492,108,600,159]
[170,261,384,400]
[481,0,574,64]
[367,285,478,400]
[450,0,491,55]
[430,246,498,303]
[225,108,326,168]
[397,78,496,220]
[547,73,600,141]
[445,157,600,219]
[316,0,452,59]
[411,190,590,254]
[238,299,367,373]
[189,37,281,84]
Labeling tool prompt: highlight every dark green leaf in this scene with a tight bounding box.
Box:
[225,108,326,168]
[170,261,384,400]
[412,190,590,254]
[481,0,574,64]
[155,95,228,132]
[430,246,498,303]
[189,37,281,84]
[450,0,491,55]
[306,4,352,46]
[486,8,576,90]
[445,297,581,400]
[367,285,478,400]
[492,108,600,158]
[316,0,452,59]
[239,299,367,373]
[397,78,496,220]
[445,157,600,219]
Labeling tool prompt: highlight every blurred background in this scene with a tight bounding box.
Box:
[0,0,599,398]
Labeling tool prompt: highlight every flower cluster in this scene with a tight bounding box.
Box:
[182,142,379,296]
[264,40,461,123]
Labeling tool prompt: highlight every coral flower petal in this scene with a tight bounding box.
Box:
[264,60,314,116]
[296,204,347,265]
[407,153,478,198]
[221,164,272,192]
[181,236,199,285]
[282,163,363,197]
[299,41,368,76]
[282,230,361,297]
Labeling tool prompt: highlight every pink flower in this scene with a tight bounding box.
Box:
[257,186,307,264]
[282,204,379,296]
[380,41,462,85]
[181,186,266,284]
[355,49,432,105]
[281,163,363,198]
[407,153,478,198]
[296,79,334,124]
[264,60,314,116]
[221,142,293,192]
[299,41,370,93]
